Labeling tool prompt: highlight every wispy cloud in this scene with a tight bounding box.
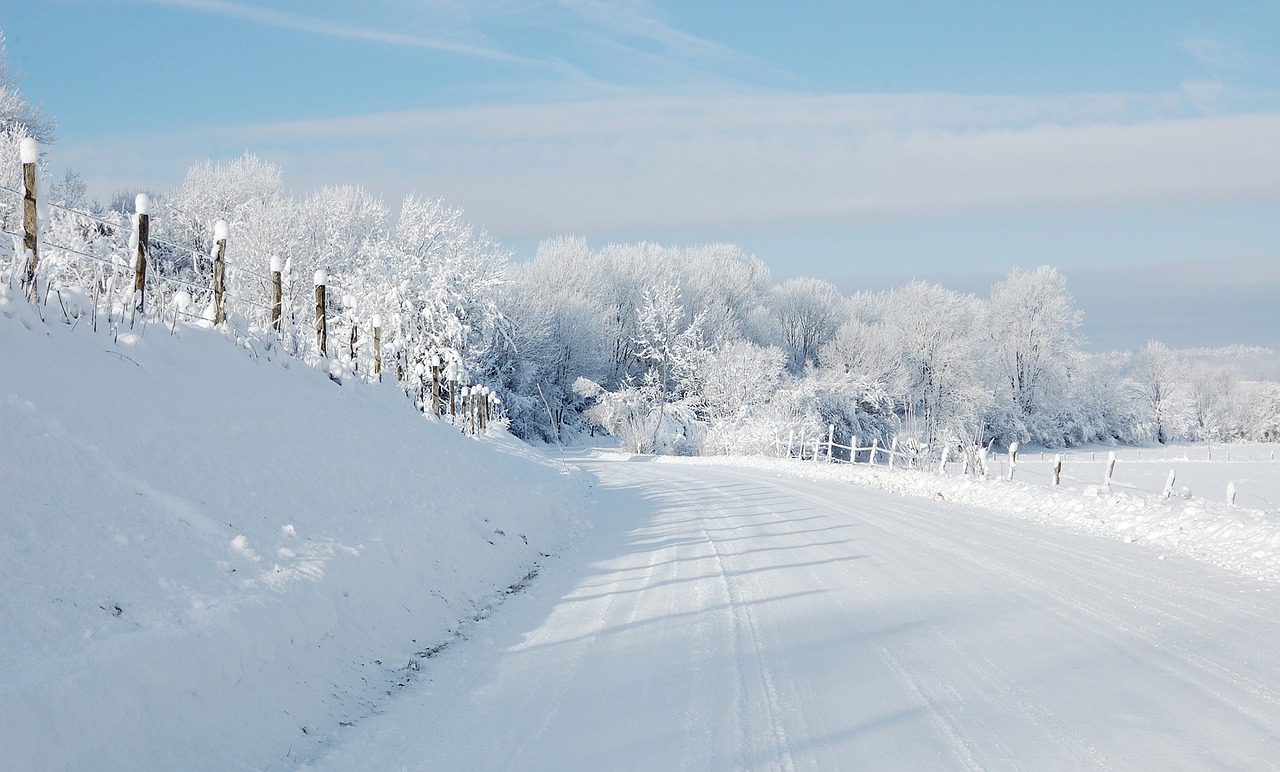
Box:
[1179,35,1250,72]
[555,0,737,60]
[143,0,546,66]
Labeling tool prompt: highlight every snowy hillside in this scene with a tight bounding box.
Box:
[0,287,586,770]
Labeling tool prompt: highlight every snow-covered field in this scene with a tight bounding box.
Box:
[5,284,1280,769]
[0,288,586,770]
[977,443,1280,510]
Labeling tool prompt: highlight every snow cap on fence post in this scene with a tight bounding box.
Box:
[135,193,150,215]
[214,219,229,242]
[314,269,327,287]
[270,255,283,273]
[20,137,39,164]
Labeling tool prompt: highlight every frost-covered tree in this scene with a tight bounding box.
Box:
[987,266,1083,444]
[1241,383,1280,442]
[365,194,510,402]
[634,283,708,406]
[767,277,845,374]
[819,291,898,387]
[700,340,786,423]
[498,237,615,441]
[679,243,772,345]
[577,284,709,454]
[1128,340,1190,444]
[159,153,286,257]
[882,281,989,447]
[1187,364,1242,441]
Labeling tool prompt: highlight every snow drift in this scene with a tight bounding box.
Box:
[0,287,587,770]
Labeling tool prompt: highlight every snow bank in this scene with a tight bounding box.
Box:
[658,453,1280,583]
[0,287,588,770]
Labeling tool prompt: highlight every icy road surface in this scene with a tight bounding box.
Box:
[312,452,1280,770]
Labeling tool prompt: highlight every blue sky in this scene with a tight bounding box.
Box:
[5,0,1279,348]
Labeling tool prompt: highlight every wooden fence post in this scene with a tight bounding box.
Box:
[269,256,283,332]
[851,436,859,464]
[1007,441,1019,481]
[786,430,795,458]
[826,424,835,462]
[313,269,327,357]
[20,138,39,300]
[430,356,442,416]
[1226,482,1237,506]
[1103,451,1117,489]
[212,220,228,326]
[870,438,879,466]
[1052,454,1062,486]
[132,194,150,315]
[469,387,478,434]
[937,445,948,475]
[888,437,898,470]
[342,294,357,371]
[349,323,359,371]
[1162,469,1176,499]
[372,315,382,381]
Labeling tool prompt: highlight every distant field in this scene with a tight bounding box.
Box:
[968,443,1280,514]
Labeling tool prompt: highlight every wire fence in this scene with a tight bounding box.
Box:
[2,148,502,434]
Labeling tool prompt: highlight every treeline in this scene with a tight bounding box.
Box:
[502,238,1280,452]
[3,141,1278,454]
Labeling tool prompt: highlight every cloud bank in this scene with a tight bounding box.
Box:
[68,93,1279,240]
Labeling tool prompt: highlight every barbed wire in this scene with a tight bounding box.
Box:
[1,182,242,266]
[1,224,277,314]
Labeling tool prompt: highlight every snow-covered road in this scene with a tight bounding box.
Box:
[311,452,1280,770]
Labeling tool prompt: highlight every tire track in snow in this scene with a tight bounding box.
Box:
[873,639,989,771]
[687,487,797,772]
[664,465,1016,769]
[766,477,1101,769]
[763,477,1130,769]
[851,491,1280,760]
[518,516,673,753]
